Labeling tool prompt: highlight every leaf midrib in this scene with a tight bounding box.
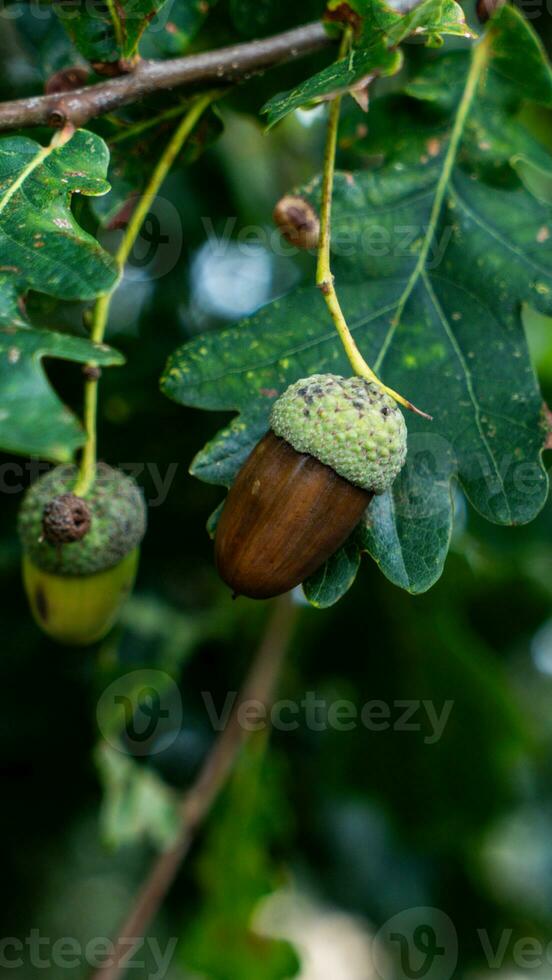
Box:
[374,34,492,371]
[0,144,52,217]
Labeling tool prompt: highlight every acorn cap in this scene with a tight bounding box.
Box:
[18,463,147,576]
[270,374,407,494]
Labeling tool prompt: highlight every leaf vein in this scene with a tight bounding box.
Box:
[422,271,512,521]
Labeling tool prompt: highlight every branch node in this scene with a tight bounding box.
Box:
[91,56,140,77]
[82,365,102,381]
[47,108,68,129]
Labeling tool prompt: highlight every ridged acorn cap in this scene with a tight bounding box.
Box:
[18,463,147,576]
[270,374,407,494]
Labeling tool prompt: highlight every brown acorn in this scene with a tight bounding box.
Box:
[215,375,408,600]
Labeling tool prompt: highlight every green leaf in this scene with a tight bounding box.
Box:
[403,50,469,112]
[384,0,474,46]
[263,46,402,129]
[162,10,552,601]
[95,743,180,850]
[485,4,552,108]
[0,131,117,319]
[140,0,214,58]
[305,438,454,603]
[513,156,552,205]
[0,129,120,460]
[0,328,122,461]
[52,0,169,65]
[405,6,552,113]
[359,452,454,592]
[262,0,473,128]
[303,534,361,607]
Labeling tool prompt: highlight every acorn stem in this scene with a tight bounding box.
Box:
[74,91,221,497]
[315,28,350,296]
[315,30,431,422]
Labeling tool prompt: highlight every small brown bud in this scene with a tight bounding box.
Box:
[91,57,138,77]
[82,365,102,381]
[42,493,91,545]
[476,0,506,22]
[323,3,363,38]
[273,195,320,251]
[45,67,89,96]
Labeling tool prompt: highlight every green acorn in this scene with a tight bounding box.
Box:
[18,463,147,645]
[215,374,408,599]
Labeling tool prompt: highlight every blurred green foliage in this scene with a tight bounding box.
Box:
[2,2,552,979]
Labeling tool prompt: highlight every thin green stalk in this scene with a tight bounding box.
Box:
[109,104,192,145]
[315,27,351,291]
[74,92,217,497]
[315,32,434,419]
[104,0,125,52]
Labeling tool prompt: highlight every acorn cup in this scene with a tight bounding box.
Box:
[18,463,147,646]
[215,374,408,600]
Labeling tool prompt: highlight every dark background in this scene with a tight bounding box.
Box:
[1,1,552,977]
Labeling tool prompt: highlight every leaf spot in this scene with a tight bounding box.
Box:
[426,138,441,158]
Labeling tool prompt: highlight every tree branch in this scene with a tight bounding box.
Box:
[0,22,331,132]
[89,593,298,980]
